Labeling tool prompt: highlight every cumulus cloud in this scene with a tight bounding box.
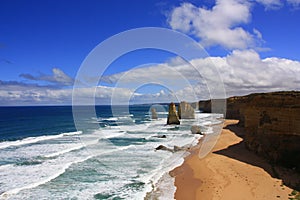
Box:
[1,49,299,105]
[215,49,300,95]
[168,0,300,49]
[100,50,300,100]
[168,0,262,49]
[0,81,70,105]
[20,68,74,86]
[0,80,171,105]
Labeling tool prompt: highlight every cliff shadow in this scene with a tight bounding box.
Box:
[214,125,300,191]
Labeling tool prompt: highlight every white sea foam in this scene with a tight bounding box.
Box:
[0,131,82,150]
[0,142,135,199]
[0,112,221,199]
[0,154,93,199]
[156,112,168,114]
[43,145,84,158]
[140,151,188,200]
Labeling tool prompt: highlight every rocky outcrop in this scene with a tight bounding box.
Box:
[240,92,300,171]
[190,102,199,110]
[167,102,180,125]
[191,125,202,134]
[151,108,158,119]
[198,99,226,114]
[155,145,188,152]
[178,101,195,119]
[152,135,166,138]
[155,145,173,152]
[198,99,212,113]
[199,91,300,171]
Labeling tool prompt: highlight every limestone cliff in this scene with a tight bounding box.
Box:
[199,91,300,171]
[178,101,195,119]
[167,102,180,125]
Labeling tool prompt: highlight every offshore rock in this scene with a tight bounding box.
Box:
[152,135,166,139]
[178,101,195,119]
[191,125,202,134]
[167,102,180,125]
[155,145,173,152]
[151,108,158,119]
[155,145,187,152]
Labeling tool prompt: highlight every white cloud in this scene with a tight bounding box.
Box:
[286,0,300,7]
[253,28,263,39]
[255,0,283,9]
[20,68,74,86]
[168,0,262,49]
[219,50,300,94]
[1,50,300,105]
[255,0,300,8]
[100,50,300,100]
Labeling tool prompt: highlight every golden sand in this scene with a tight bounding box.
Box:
[172,120,294,200]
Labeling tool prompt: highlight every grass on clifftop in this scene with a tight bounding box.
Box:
[289,190,300,200]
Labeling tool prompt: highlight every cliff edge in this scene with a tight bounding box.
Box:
[199,91,300,172]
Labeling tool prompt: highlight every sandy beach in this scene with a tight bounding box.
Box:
[172,120,297,200]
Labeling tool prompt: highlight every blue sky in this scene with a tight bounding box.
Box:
[1,0,300,105]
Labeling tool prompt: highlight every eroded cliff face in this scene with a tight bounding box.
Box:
[178,101,195,119]
[199,91,300,171]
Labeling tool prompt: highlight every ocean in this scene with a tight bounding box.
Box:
[0,105,223,199]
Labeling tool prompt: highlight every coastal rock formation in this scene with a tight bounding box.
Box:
[198,99,226,114]
[190,102,199,110]
[240,92,300,171]
[178,101,195,119]
[199,91,300,171]
[191,125,202,134]
[151,108,158,119]
[152,135,166,138]
[155,145,187,152]
[167,102,180,125]
[155,145,173,152]
[198,100,211,113]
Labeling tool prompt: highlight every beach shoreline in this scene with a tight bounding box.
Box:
[172,119,297,200]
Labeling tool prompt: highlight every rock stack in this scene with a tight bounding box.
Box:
[178,101,195,119]
[167,102,180,125]
[151,108,158,119]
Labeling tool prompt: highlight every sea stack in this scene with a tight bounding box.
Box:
[178,101,195,119]
[167,102,180,125]
[151,108,158,119]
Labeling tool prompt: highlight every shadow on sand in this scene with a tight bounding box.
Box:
[214,123,300,191]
